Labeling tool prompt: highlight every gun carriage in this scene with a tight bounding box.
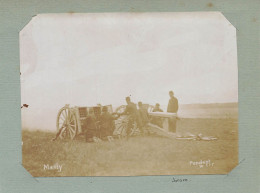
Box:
[56,104,176,140]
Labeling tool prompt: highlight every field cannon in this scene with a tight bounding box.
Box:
[56,104,177,140]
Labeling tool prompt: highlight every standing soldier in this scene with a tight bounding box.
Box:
[120,97,140,138]
[167,91,179,132]
[138,102,149,134]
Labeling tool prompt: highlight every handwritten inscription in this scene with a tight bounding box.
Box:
[172,177,188,182]
[43,163,62,172]
[190,159,214,168]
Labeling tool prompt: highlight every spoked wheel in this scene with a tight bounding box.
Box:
[56,106,77,140]
[114,105,127,137]
[114,116,140,137]
[114,105,144,137]
[129,121,139,136]
[114,116,128,137]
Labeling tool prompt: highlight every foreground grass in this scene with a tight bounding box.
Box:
[22,118,238,176]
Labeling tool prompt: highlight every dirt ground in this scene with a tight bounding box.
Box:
[22,118,238,177]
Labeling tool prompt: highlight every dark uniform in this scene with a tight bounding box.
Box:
[167,96,178,132]
[153,107,163,112]
[138,107,149,126]
[167,97,178,113]
[137,102,149,131]
[122,102,141,136]
[85,114,97,142]
[100,111,116,138]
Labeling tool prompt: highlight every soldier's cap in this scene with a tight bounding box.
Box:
[125,96,131,101]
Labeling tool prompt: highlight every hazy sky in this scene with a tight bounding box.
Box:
[20,12,238,130]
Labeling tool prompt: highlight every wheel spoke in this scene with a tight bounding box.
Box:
[59,127,66,139]
[118,125,123,130]
[59,121,65,125]
[62,111,67,119]
[66,109,68,118]
[68,126,73,139]
[59,121,65,126]
[63,110,67,122]
[68,110,71,119]
[59,118,65,123]
[71,127,76,134]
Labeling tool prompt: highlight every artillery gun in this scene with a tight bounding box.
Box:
[56,104,177,140]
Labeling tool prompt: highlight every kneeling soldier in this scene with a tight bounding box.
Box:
[100,106,118,141]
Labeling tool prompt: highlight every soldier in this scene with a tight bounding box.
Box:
[85,108,98,142]
[120,97,140,138]
[167,91,179,132]
[151,103,163,127]
[153,103,163,112]
[100,106,118,140]
[138,102,149,134]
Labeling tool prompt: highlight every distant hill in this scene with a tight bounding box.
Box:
[177,102,238,119]
[180,102,238,109]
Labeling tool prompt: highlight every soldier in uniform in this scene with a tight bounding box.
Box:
[138,102,149,134]
[85,108,98,142]
[120,97,141,137]
[153,103,163,112]
[100,106,118,140]
[151,103,163,127]
[167,91,179,132]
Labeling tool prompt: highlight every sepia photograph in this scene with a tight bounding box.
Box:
[20,12,238,177]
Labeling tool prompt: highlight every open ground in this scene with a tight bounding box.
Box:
[22,118,238,177]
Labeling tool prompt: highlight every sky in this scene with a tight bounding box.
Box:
[20,12,238,130]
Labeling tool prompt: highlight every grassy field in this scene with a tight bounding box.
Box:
[22,118,238,177]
